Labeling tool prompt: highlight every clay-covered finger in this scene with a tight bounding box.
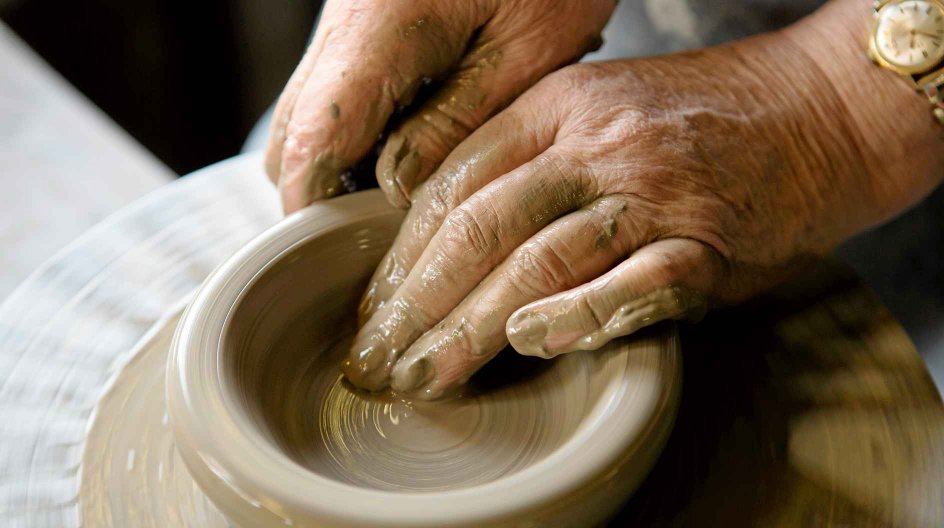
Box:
[274,5,489,213]
[506,238,720,359]
[358,104,559,323]
[373,1,616,208]
[376,35,575,208]
[343,150,591,391]
[388,195,645,399]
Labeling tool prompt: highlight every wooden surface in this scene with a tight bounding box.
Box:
[613,260,944,526]
[0,21,172,301]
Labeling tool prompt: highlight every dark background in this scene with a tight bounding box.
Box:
[1,0,322,175]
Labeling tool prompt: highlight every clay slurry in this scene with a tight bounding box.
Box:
[262,313,594,492]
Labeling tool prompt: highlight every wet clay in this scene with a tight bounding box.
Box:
[509,285,707,359]
[221,218,629,490]
[80,312,229,527]
[261,315,594,491]
[168,190,682,526]
[375,41,504,209]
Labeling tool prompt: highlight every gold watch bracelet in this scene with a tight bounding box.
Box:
[923,71,944,124]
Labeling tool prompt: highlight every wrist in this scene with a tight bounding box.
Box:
[782,0,944,224]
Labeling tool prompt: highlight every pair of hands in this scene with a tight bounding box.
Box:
[265,0,935,399]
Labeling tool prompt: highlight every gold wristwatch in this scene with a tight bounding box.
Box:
[869,0,944,125]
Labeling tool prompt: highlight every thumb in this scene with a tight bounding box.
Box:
[505,238,720,358]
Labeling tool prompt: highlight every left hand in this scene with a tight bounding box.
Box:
[342,28,939,399]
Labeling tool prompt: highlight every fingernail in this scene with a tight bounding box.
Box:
[378,135,420,208]
[506,312,550,358]
[391,357,431,393]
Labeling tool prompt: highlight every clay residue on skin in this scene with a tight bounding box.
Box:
[356,168,591,397]
[376,134,422,208]
[592,199,627,250]
[447,44,502,113]
[509,285,706,359]
[344,295,428,391]
[390,15,458,107]
[281,152,352,206]
[520,172,588,226]
[397,16,429,40]
[357,251,408,325]
[389,316,484,399]
[358,141,501,325]
[594,217,619,249]
[375,43,504,209]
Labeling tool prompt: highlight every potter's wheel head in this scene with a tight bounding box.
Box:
[167,190,682,527]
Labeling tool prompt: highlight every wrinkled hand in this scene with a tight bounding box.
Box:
[265,0,614,213]
[342,30,906,400]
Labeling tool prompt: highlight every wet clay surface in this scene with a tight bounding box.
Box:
[75,185,944,527]
[167,191,681,526]
[243,307,601,491]
[80,312,229,527]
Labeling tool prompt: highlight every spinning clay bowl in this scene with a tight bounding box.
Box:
[167,190,682,527]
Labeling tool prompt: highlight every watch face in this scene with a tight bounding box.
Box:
[875,0,944,73]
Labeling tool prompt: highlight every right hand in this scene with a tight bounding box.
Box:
[265,0,616,213]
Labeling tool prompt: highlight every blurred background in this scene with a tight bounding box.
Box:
[1,0,320,174]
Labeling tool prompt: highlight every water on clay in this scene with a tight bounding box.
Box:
[246,314,595,492]
[214,217,608,493]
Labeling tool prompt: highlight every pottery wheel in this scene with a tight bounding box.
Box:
[232,303,677,496]
[1,153,943,526]
[0,154,279,526]
[79,309,228,526]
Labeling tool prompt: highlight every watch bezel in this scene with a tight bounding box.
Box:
[870,0,944,77]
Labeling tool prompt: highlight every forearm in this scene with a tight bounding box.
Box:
[783,0,944,224]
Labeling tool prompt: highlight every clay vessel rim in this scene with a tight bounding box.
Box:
[167,190,679,523]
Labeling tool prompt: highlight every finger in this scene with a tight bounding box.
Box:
[343,149,592,391]
[388,195,647,399]
[373,0,617,208]
[275,7,489,213]
[375,29,580,208]
[264,19,327,184]
[506,238,720,359]
[358,101,560,323]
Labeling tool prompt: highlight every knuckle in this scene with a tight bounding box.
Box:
[646,246,692,285]
[540,150,588,185]
[510,242,576,296]
[440,204,500,263]
[576,295,609,329]
[431,104,475,140]
[451,319,487,359]
[423,173,460,216]
[383,296,436,348]
[404,107,471,161]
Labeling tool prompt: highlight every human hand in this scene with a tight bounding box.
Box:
[265,0,615,213]
[341,6,944,400]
